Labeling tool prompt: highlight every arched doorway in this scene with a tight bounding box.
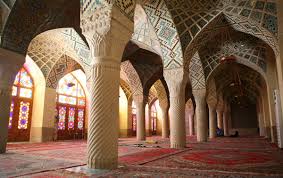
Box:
[8,67,34,142]
[56,72,86,140]
[151,103,157,135]
[132,101,137,136]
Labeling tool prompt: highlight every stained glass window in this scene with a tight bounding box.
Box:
[19,88,33,98]
[19,69,33,88]
[12,68,33,98]
[58,106,67,130]
[57,73,86,105]
[68,107,75,129]
[8,67,34,142]
[151,104,157,133]
[132,101,137,132]
[12,86,17,96]
[56,71,86,140]
[18,101,30,129]
[8,101,14,129]
[78,109,84,130]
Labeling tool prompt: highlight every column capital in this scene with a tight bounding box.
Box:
[81,4,133,60]
[133,94,148,105]
[208,104,216,111]
[159,100,169,111]
[193,89,206,102]
[164,68,189,98]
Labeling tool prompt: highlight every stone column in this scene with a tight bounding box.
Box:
[216,110,224,129]
[146,104,152,137]
[194,89,208,142]
[159,104,169,138]
[0,48,25,153]
[185,99,194,136]
[86,59,121,169]
[208,104,217,138]
[223,102,230,136]
[164,68,188,148]
[188,112,194,136]
[81,6,132,169]
[134,96,146,140]
[223,111,229,136]
[275,1,283,137]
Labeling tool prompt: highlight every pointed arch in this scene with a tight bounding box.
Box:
[1,0,81,55]
[142,0,184,69]
[47,55,84,89]
[27,29,89,78]
[120,61,143,97]
[189,52,206,91]
[132,4,162,57]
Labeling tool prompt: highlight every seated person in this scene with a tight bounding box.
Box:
[216,127,224,137]
[230,131,239,137]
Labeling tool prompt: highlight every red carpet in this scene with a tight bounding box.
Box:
[119,148,181,165]
[3,136,283,177]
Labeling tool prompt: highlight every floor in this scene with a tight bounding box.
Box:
[1,136,283,178]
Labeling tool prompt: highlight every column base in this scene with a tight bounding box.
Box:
[0,141,7,154]
[137,137,146,141]
[170,142,186,149]
[88,158,117,170]
[162,134,169,139]
[197,138,207,142]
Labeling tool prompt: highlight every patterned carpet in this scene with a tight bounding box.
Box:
[1,136,283,177]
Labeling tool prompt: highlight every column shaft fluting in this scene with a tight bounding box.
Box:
[169,96,186,148]
[87,60,120,169]
[195,94,208,142]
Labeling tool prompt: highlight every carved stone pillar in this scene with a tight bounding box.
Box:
[0,48,25,153]
[159,103,169,138]
[208,104,217,139]
[87,59,120,169]
[185,99,194,136]
[188,113,194,136]
[164,68,188,148]
[194,89,208,142]
[223,103,230,136]
[258,113,265,137]
[134,95,146,141]
[223,111,229,136]
[216,110,224,129]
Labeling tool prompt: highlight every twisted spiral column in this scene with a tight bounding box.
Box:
[169,95,186,148]
[87,59,120,169]
[194,90,208,142]
[164,68,188,148]
[208,105,217,139]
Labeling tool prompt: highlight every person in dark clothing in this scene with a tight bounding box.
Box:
[216,127,224,137]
